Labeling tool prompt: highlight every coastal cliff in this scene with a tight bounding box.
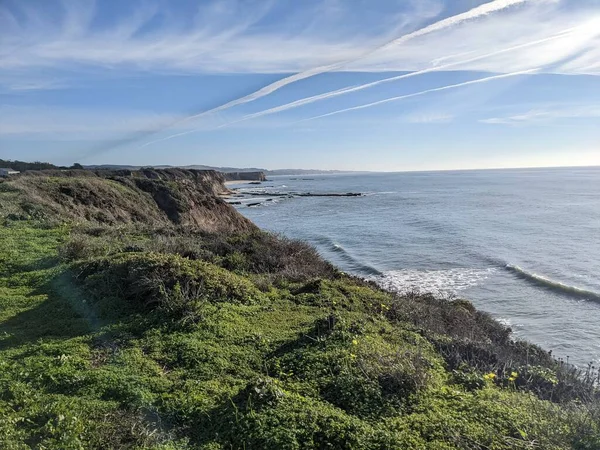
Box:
[0,170,598,449]
[224,171,267,181]
[3,168,255,233]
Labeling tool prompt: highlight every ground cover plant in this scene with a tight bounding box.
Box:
[1,172,599,449]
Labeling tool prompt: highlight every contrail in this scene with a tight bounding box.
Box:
[140,26,572,142]
[137,85,361,147]
[138,0,532,148]
[232,27,576,123]
[301,69,539,121]
[182,0,532,119]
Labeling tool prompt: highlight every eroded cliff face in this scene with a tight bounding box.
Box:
[4,169,256,233]
[224,171,266,182]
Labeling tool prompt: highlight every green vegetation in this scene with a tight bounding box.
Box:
[0,158,61,172]
[0,159,86,172]
[1,172,599,449]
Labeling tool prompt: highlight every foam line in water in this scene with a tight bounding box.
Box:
[505,264,600,301]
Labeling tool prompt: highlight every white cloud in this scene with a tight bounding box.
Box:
[201,25,586,128]
[0,0,421,74]
[481,104,600,125]
[1,0,598,77]
[0,105,292,138]
[136,0,559,147]
[0,106,184,137]
[2,0,600,149]
[402,112,455,123]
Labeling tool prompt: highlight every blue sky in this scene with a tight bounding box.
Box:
[1,0,599,170]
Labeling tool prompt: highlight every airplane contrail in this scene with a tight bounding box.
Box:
[138,0,532,148]
[182,0,532,120]
[301,69,539,122]
[139,26,573,142]
[137,85,361,147]
[232,27,577,123]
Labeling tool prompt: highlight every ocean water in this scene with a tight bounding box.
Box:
[231,167,600,367]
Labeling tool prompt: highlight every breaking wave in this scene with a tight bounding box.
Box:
[371,268,495,298]
[505,264,600,301]
[316,237,382,276]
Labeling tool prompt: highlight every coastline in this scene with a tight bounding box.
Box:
[236,170,600,368]
[0,169,598,448]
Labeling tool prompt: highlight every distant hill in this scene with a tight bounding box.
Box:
[0,158,61,172]
[1,160,359,176]
[84,164,265,173]
[84,164,361,176]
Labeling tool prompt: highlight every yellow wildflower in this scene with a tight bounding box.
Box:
[511,372,518,378]
[483,373,496,380]
[352,339,358,346]
[350,353,357,359]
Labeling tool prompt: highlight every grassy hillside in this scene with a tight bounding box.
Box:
[0,172,599,449]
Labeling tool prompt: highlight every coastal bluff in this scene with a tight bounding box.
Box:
[4,168,255,233]
[224,171,267,182]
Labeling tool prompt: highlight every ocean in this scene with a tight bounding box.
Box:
[231,167,600,367]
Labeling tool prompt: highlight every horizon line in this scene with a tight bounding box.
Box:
[82,162,600,174]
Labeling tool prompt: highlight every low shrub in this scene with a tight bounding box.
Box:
[60,226,339,283]
[72,253,264,324]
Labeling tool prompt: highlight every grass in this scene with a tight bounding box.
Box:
[1,221,599,449]
[1,172,599,449]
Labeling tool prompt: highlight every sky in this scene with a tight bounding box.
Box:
[1,0,599,171]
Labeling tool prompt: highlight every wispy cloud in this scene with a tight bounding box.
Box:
[4,80,68,91]
[481,104,600,125]
[2,0,600,156]
[0,106,183,137]
[0,0,423,74]
[402,112,455,124]
[2,0,598,77]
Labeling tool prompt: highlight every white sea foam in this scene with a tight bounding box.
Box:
[372,268,496,298]
[497,317,512,326]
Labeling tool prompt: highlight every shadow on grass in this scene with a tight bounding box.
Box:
[0,272,103,350]
[23,256,61,272]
